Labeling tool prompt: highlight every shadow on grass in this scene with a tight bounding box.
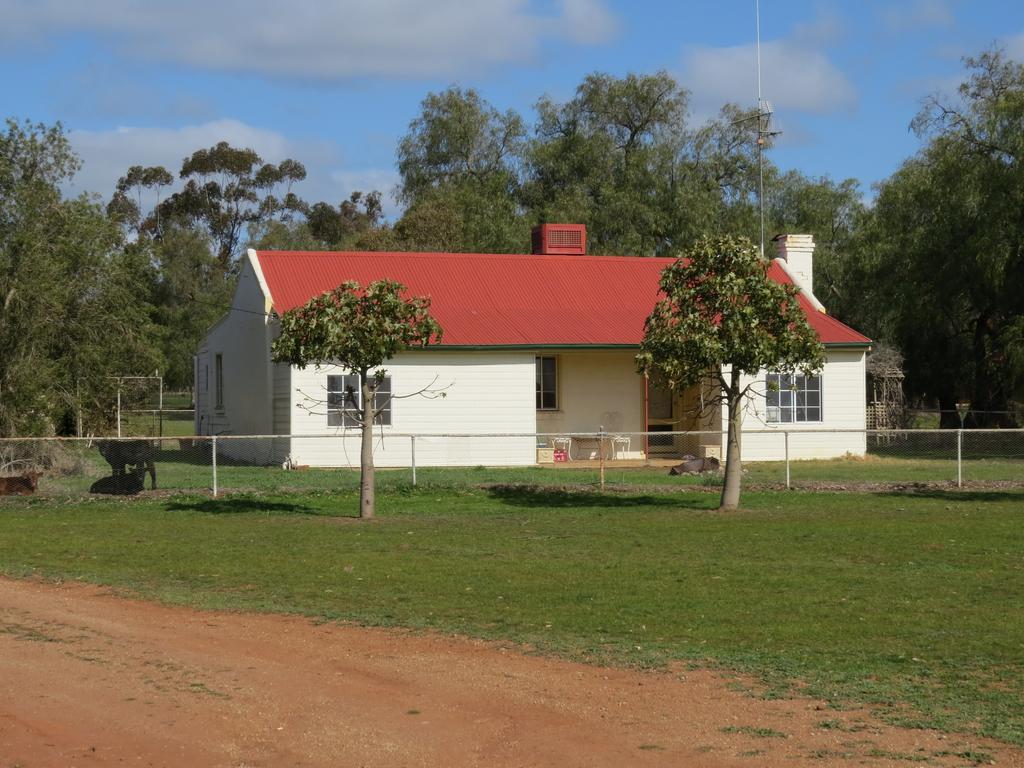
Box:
[485,484,709,509]
[165,497,323,516]
[876,488,1024,503]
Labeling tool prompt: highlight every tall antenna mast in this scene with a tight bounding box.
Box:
[755,0,780,258]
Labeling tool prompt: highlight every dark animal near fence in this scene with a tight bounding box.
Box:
[668,456,721,475]
[97,440,157,489]
[90,467,146,495]
[0,471,41,495]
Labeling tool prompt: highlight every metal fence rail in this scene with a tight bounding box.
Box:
[0,429,1021,499]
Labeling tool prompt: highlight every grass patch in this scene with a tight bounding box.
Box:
[720,725,788,738]
[20,440,1024,498]
[0,486,1022,746]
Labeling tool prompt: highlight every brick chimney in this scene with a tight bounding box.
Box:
[773,233,815,297]
[531,224,587,255]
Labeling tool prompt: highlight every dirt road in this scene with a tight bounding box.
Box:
[0,577,1018,767]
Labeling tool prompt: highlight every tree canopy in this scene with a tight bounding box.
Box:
[271,280,442,518]
[840,51,1024,423]
[0,119,160,436]
[638,235,824,509]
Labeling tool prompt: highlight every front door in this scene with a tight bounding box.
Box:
[647,377,675,454]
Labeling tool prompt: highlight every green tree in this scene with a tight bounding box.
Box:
[150,226,234,390]
[153,142,307,269]
[845,51,1024,423]
[637,235,824,509]
[767,172,864,308]
[0,119,160,435]
[524,71,689,255]
[396,87,527,252]
[271,280,443,519]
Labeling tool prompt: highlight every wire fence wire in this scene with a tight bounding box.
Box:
[0,429,1022,499]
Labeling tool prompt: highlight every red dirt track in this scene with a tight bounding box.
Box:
[1,577,1019,767]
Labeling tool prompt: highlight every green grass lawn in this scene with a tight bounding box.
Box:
[1,485,1022,746]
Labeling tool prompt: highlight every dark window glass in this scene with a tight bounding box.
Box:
[536,356,557,410]
[327,373,391,427]
[215,354,224,409]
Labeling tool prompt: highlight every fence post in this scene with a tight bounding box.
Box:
[116,388,122,438]
[411,434,417,487]
[212,435,218,497]
[957,429,963,488]
[784,430,791,489]
[599,424,606,492]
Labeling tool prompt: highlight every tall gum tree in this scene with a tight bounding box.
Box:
[271,280,442,519]
[637,235,824,510]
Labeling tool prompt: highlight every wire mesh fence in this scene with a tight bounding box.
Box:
[0,429,1021,499]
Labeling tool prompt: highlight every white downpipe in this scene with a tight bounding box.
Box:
[212,435,218,497]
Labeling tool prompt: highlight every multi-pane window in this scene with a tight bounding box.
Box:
[766,373,822,423]
[327,374,392,427]
[536,356,557,410]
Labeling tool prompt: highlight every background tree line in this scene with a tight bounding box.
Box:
[1,50,1021,436]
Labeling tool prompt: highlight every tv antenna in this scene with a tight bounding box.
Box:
[755,0,781,258]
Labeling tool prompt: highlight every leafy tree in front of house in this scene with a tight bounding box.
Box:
[271,280,443,519]
[637,235,824,510]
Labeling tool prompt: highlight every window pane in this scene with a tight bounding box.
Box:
[780,408,793,423]
[767,406,780,423]
[542,356,556,382]
[536,356,557,409]
[328,410,343,427]
[806,406,821,421]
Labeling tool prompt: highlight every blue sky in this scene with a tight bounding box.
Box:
[3,0,1022,216]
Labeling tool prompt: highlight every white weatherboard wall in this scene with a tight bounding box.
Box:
[287,350,536,467]
[195,257,283,462]
[724,349,868,461]
[535,350,644,435]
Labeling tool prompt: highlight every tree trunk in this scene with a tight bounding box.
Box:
[720,370,743,511]
[359,375,375,520]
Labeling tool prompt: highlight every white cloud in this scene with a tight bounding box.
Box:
[65,119,371,211]
[0,0,619,80]
[880,0,953,32]
[560,0,619,45]
[681,39,857,122]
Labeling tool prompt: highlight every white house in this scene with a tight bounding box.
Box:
[194,225,871,467]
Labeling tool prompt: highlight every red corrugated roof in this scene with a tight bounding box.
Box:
[254,250,870,347]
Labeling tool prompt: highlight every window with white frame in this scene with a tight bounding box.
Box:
[536,356,557,410]
[327,374,392,427]
[765,373,822,423]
